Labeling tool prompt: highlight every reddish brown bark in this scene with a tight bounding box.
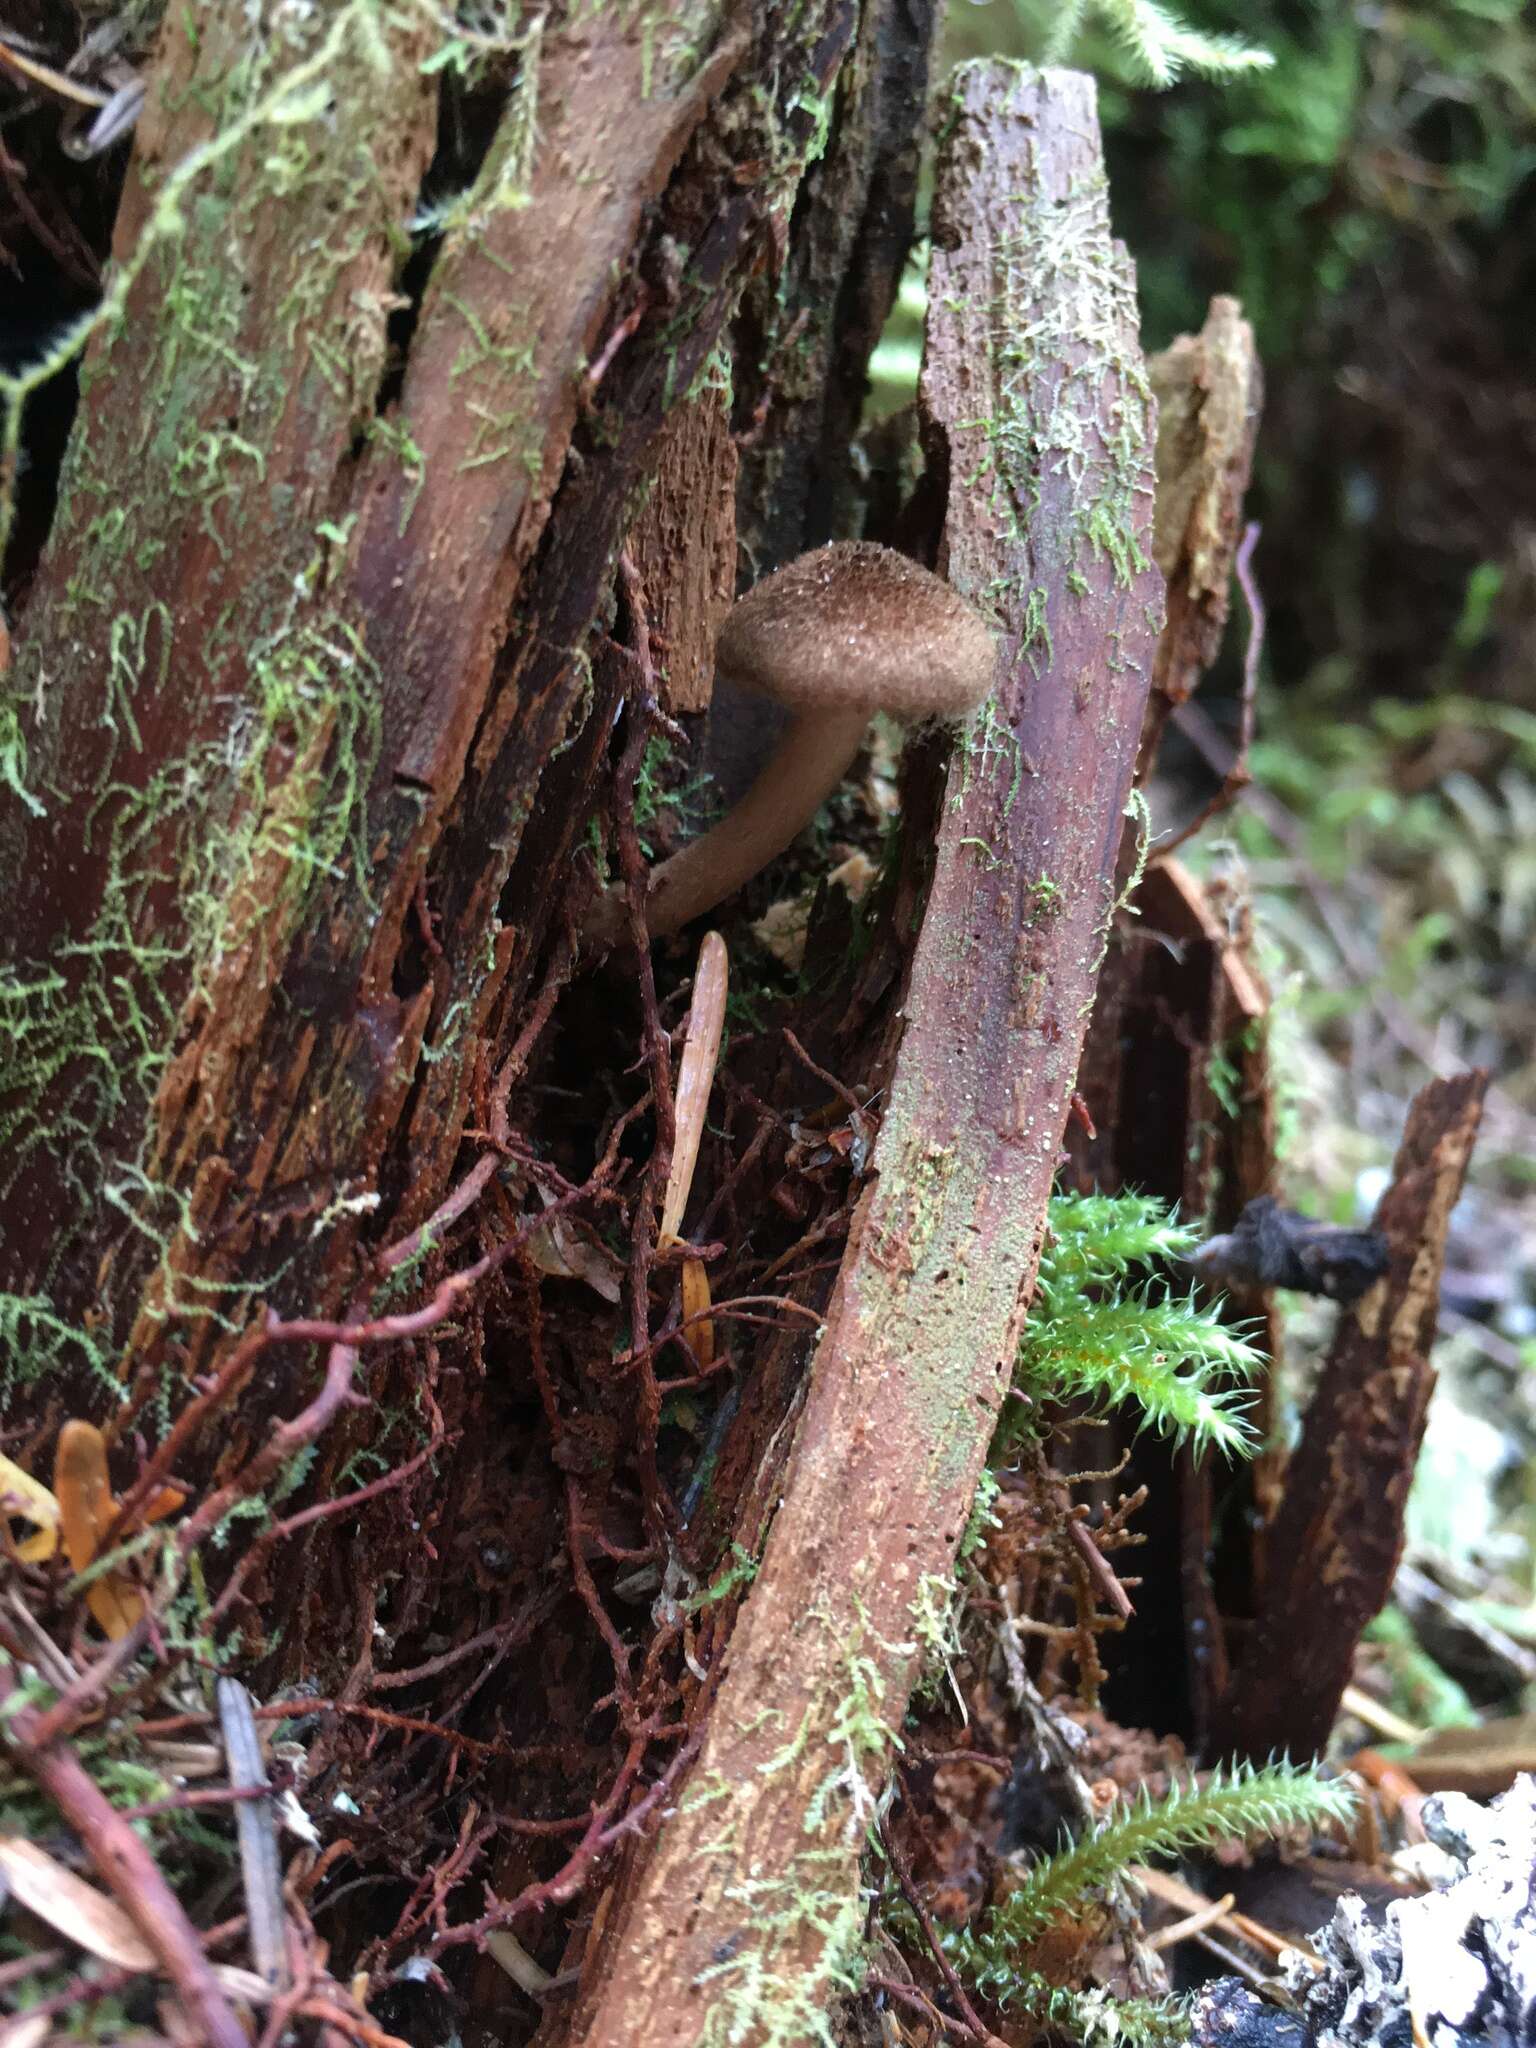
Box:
[1214,1069,1488,1761]
[0,1,846,1419]
[570,63,1163,2046]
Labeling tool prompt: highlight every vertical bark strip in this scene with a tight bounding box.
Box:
[1215,1069,1488,1763]
[735,0,938,568]
[1143,295,1261,757]
[576,64,1162,2048]
[1,0,438,1314]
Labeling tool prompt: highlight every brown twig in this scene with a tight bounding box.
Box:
[878,1811,1001,2046]
[138,1696,567,1766]
[867,1970,993,2043]
[415,1722,691,1961]
[208,1429,449,1629]
[113,1781,273,1823]
[368,1593,558,1692]
[565,1476,635,1721]
[585,283,652,394]
[781,1027,868,1123]
[1065,1515,1136,1623]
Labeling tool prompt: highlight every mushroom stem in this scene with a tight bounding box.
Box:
[588,703,871,946]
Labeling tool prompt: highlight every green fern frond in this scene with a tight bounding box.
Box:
[1045,0,1273,85]
[975,1761,1353,1968]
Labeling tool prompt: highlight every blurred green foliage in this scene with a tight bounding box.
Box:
[948,0,1536,353]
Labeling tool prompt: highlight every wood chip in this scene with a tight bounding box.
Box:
[658,931,728,1248]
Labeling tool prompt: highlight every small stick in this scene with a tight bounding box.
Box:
[1148,1890,1236,1952]
[781,1027,866,1123]
[878,1812,1003,2047]
[585,283,651,394]
[217,1678,290,1989]
[0,38,112,107]
[1065,1515,1135,1622]
[659,932,729,1246]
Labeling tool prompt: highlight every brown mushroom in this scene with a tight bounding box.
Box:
[589,542,997,945]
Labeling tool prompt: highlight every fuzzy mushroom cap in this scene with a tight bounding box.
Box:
[715,541,996,720]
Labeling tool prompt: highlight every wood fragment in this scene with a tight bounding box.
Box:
[659,932,730,1248]
[626,394,738,715]
[1214,1070,1489,1763]
[215,1678,288,1990]
[1144,295,1262,756]
[1405,1715,1536,1799]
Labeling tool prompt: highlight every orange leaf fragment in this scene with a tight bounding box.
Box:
[52,1420,154,1640]
[0,1453,61,1563]
[681,1258,715,1371]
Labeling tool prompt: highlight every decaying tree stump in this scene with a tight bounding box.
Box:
[0,1,850,1652]
[9,5,1457,2043]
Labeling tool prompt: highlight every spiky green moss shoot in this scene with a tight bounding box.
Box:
[1006,1190,1263,1459]
[942,1759,1353,2016]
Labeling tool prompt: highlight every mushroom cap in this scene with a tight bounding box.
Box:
[715,541,996,721]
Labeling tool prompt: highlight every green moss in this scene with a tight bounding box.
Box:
[688,1609,917,2046]
[0,0,434,1391]
[1028,873,1065,918]
[948,63,1156,625]
[955,695,1025,818]
[1022,582,1054,671]
[685,1540,760,1614]
[694,1860,867,2048]
[908,1569,967,1711]
[0,580,385,1378]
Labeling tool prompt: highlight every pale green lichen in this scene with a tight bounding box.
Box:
[694,1861,867,2048]
[909,1569,968,1714]
[943,66,1156,635]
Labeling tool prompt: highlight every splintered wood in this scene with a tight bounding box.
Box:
[1215,1069,1489,1762]
[1144,295,1261,750]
